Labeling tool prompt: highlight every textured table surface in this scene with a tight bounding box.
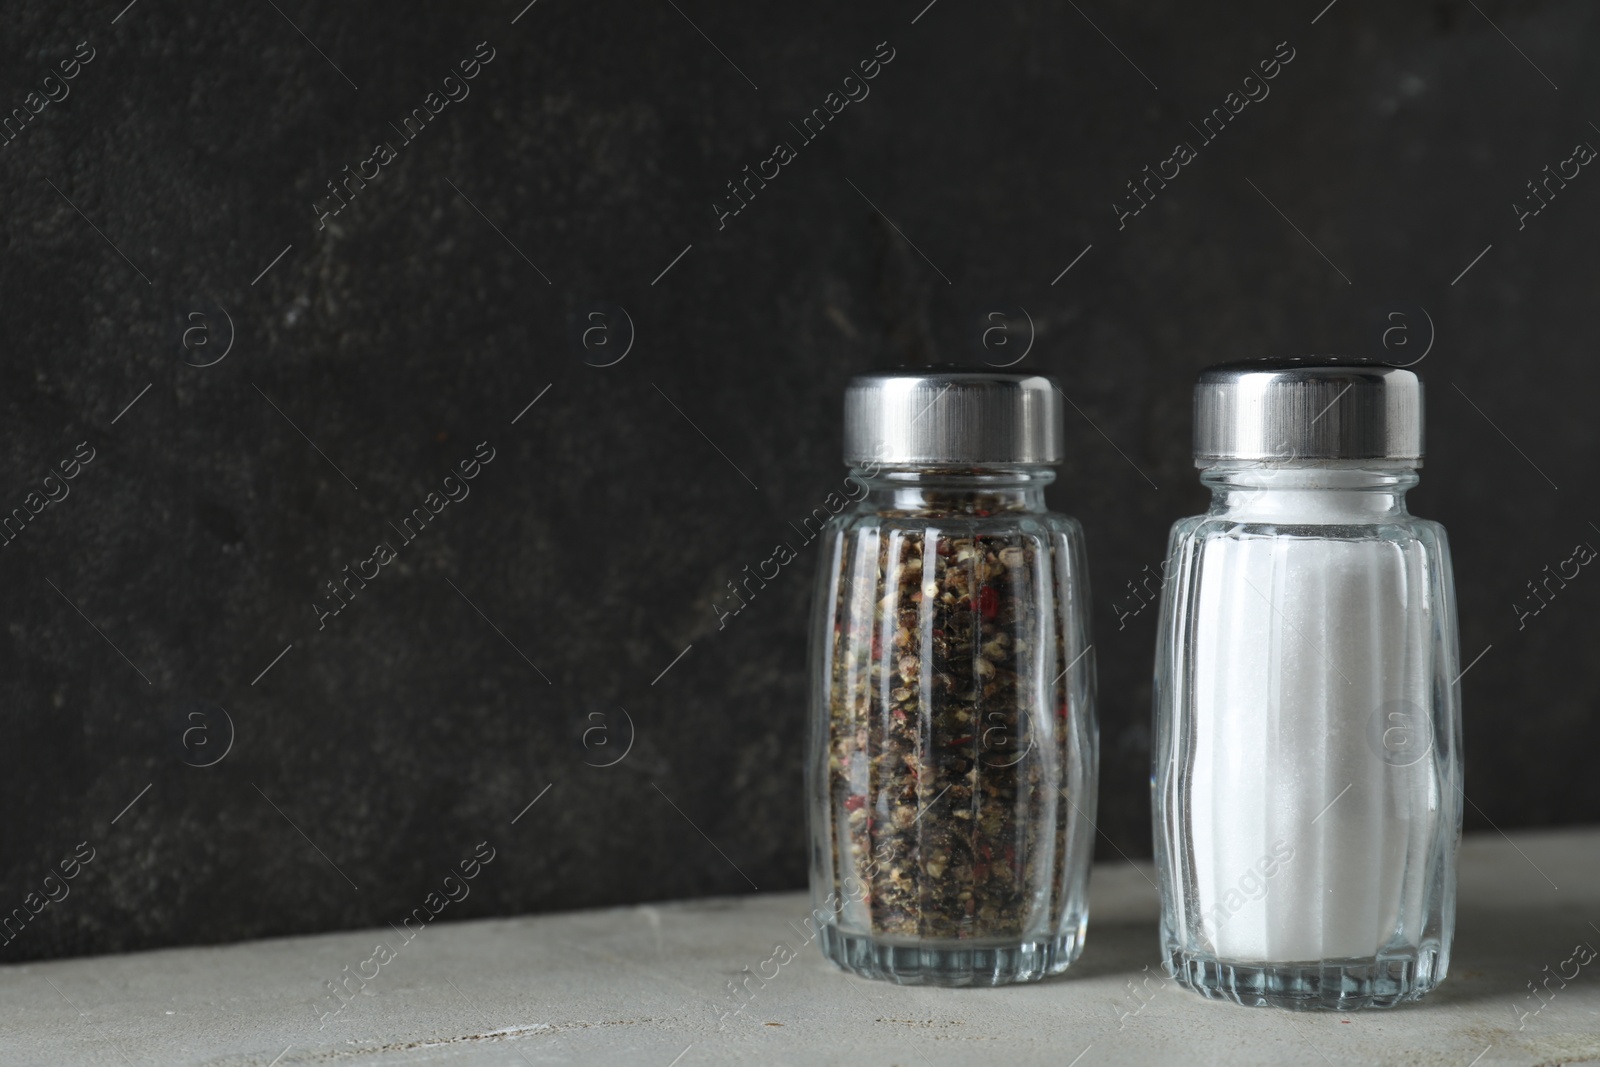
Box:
[3,828,1597,1066]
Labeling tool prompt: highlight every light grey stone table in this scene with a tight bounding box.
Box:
[3,828,1597,1066]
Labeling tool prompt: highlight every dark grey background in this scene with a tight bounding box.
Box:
[0,0,1595,963]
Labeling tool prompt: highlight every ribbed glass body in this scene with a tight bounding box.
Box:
[1152,465,1462,1009]
[805,467,1098,985]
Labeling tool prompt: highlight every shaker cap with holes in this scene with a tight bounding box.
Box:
[1193,358,1424,466]
[843,369,1064,467]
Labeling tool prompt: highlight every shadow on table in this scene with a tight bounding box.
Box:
[1416,900,1599,1013]
[1049,917,1167,984]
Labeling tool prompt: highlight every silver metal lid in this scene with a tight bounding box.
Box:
[843,370,1064,466]
[1194,359,1424,465]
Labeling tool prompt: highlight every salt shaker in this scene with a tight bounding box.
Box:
[806,370,1098,986]
[1152,359,1462,1009]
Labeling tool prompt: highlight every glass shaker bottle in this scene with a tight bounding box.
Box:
[806,370,1099,986]
[1152,359,1462,1009]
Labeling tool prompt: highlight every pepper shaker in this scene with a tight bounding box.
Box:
[1152,359,1463,1009]
[806,370,1099,986]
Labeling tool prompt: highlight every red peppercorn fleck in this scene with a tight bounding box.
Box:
[844,794,866,812]
[978,587,999,618]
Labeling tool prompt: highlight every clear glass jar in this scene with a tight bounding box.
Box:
[1153,361,1462,1010]
[805,371,1098,987]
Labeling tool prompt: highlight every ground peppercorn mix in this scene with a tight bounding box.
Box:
[806,371,1098,986]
